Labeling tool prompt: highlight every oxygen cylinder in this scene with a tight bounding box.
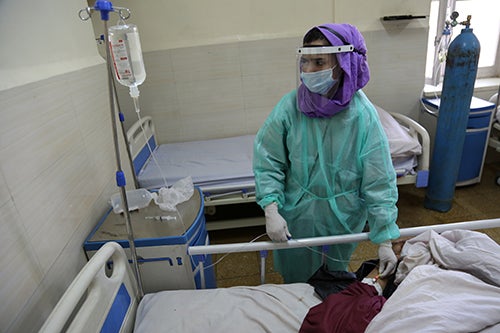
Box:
[424,20,480,212]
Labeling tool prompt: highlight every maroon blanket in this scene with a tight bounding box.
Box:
[299,281,386,333]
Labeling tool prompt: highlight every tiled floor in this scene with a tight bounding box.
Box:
[208,160,500,288]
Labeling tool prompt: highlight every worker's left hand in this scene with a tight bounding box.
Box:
[378,241,397,278]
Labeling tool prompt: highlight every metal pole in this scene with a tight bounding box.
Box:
[111,78,140,189]
[79,0,144,300]
[103,19,144,300]
[189,218,500,256]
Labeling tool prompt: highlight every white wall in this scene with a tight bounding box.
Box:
[0,0,104,90]
[96,0,334,51]
[109,0,432,144]
[0,1,133,332]
[1,0,434,332]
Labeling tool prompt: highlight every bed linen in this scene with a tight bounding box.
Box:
[375,105,421,176]
[365,230,500,332]
[134,283,321,333]
[375,105,421,158]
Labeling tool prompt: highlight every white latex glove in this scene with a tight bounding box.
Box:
[378,241,397,278]
[264,203,291,242]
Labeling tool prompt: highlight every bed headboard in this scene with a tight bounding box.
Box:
[39,242,139,333]
[126,116,157,175]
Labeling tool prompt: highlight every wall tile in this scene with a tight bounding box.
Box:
[0,170,11,207]
[239,37,299,77]
[0,74,81,192]
[363,28,428,117]
[0,201,42,331]
[0,64,122,332]
[123,32,428,143]
[68,65,110,137]
[171,43,241,82]
[241,72,294,109]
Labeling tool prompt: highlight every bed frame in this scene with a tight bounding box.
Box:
[39,241,138,333]
[127,112,430,229]
[388,111,430,186]
[127,116,257,204]
[39,218,500,333]
[487,92,500,185]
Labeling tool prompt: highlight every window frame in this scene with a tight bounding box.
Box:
[425,0,500,86]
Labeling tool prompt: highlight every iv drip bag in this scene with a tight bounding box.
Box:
[108,23,146,96]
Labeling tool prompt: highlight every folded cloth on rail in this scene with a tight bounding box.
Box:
[392,155,417,177]
[375,105,422,158]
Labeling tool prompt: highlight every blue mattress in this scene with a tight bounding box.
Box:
[137,135,256,193]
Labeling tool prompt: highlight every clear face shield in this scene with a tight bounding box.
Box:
[296,45,354,99]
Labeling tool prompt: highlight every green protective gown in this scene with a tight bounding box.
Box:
[253,89,400,283]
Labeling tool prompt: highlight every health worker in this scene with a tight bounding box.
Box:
[253,23,400,283]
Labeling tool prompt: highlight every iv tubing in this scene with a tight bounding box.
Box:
[189,218,500,255]
[135,110,170,188]
[103,18,144,300]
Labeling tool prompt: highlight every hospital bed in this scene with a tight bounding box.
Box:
[127,107,429,229]
[128,109,429,195]
[39,218,500,333]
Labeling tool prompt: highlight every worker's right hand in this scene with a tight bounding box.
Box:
[264,202,291,242]
[378,241,398,278]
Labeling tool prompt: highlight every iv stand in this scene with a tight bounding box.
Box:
[79,1,144,299]
[111,76,140,189]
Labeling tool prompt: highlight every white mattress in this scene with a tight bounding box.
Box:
[134,283,321,333]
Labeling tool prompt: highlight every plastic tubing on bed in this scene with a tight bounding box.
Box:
[188,218,500,256]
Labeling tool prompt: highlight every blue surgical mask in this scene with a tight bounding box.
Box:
[300,66,338,95]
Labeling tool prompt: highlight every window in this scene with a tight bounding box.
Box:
[425,0,500,86]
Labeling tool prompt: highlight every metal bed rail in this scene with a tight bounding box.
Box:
[189,218,500,287]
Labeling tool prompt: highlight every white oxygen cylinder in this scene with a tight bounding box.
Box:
[108,23,146,95]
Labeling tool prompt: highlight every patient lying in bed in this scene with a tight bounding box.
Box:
[39,225,500,333]
[134,230,500,333]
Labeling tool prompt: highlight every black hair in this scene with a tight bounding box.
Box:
[302,28,331,46]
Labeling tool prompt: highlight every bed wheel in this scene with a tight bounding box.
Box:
[205,206,217,215]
